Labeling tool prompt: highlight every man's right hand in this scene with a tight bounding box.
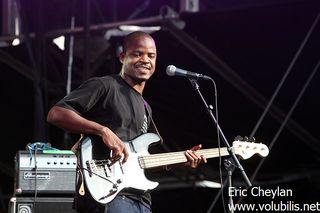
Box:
[100,127,129,164]
[47,106,129,164]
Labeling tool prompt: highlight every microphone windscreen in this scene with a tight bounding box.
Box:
[166,65,176,76]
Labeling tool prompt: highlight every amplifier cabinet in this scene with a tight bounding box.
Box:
[15,151,77,195]
[9,197,77,213]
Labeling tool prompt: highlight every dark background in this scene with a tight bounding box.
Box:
[1,0,320,212]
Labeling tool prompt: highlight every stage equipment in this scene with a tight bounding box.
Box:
[14,150,77,195]
[166,64,212,80]
[8,196,76,213]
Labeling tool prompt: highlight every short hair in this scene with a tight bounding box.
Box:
[122,31,154,53]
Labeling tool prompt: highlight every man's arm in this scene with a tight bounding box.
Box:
[47,106,129,163]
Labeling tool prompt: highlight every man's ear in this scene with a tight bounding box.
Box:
[119,52,125,63]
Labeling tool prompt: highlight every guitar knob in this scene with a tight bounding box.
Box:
[109,188,117,194]
[117,179,122,184]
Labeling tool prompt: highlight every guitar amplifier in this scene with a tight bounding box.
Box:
[8,196,77,213]
[14,150,77,195]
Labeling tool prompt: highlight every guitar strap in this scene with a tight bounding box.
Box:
[143,99,163,144]
[144,99,175,170]
[71,134,86,197]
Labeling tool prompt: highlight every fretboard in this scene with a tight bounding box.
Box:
[138,147,229,169]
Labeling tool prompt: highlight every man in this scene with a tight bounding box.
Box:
[47,31,206,213]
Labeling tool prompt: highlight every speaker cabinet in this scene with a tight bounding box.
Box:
[9,197,77,213]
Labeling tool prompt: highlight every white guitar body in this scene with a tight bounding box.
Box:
[80,133,269,205]
[80,133,161,204]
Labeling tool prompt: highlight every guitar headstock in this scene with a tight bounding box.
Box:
[232,140,269,160]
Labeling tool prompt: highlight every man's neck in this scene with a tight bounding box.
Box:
[120,74,145,94]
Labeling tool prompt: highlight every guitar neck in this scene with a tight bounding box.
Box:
[140,147,229,169]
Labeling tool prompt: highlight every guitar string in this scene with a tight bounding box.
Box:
[141,149,230,168]
[140,145,267,168]
[91,144,266,169]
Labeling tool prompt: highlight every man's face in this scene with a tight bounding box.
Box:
[119,35,157,83]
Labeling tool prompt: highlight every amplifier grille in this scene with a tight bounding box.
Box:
[9,197,76,213]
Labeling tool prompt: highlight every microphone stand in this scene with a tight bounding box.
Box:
[188,78,252,210]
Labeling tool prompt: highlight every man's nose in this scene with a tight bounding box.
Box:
[140,54,149,62]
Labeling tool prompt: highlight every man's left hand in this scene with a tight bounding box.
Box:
[185,144,207,168]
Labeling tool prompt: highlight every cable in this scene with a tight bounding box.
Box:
[237,58,320,207]
[33,148,38,213]
[249,11,320,140]
[236,11,320,206]
[26,142,59,212]
[211,78,228,213]
[250,58,320,184]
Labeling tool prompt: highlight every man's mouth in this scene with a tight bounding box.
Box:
[135,64,151,71]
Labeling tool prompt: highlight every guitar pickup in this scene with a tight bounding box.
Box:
[103,159,112,177]
[86,160,100,177]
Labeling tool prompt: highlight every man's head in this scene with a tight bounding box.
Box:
[119,31,157,85]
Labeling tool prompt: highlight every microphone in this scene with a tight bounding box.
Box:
[166,65,212,80]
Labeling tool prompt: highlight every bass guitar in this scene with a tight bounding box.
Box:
[79,133,269,204]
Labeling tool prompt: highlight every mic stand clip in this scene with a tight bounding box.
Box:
[224,158,237,213]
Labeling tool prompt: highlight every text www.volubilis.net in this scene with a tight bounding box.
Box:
[228,201,320,212]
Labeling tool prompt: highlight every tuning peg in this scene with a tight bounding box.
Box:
[249,136,255,142]
[234,135,243,141]
[243,136,249,141]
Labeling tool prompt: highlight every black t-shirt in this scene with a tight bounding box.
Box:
[56,74,150,140]
[56,74,152,209]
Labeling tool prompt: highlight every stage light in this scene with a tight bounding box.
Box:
[52,36,65,50]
